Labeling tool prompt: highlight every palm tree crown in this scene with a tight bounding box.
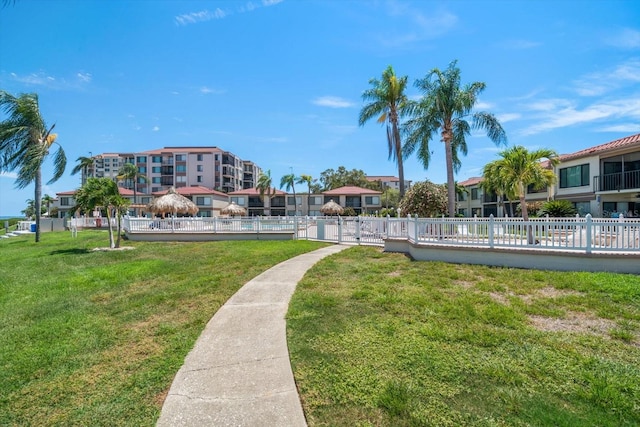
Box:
[359,65,410,198]
[482,145,559,221]
[296,174,314,215]
[71,155,95,184]
[256,170,275,213]
[404,60,507,217]
[116,162,147,215]
[280,173,298,215]
[0,91,66,242]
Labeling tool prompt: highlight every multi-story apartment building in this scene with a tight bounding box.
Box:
[458,133,640,218]
[84,147,261,196]
[366,175,412,191]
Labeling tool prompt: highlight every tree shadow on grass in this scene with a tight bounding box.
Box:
[49,248,92,255]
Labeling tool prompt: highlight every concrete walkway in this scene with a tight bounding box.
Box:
[157,244,349,427]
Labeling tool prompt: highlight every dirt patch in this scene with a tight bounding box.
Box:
[92,246,135,252]
[528,312,615,336]
[520,286,582,303]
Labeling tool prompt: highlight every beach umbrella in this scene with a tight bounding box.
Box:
[320,199,344,215]
[148,187,199,217]
[221,201,246,216]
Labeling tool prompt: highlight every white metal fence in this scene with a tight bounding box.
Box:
[101,214,640,254]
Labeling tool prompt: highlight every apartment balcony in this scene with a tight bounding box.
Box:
[595,170,640,192]
[161,166,174,175]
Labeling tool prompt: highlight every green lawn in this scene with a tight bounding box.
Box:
[0,231,328,426]
[288,246,640,427]
[2,233,639,426]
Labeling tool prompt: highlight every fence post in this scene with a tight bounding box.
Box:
[585,213,592,254]
[338,216,343,243]
[412,214,418,243]
[489,214,495,249]
[385,214,390,239]
[355,216,361,245]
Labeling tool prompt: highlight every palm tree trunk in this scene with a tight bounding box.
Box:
[106,208,115,248]
[393,123,405,198]
[444,134,456,218]
[307,183,311,216]
[34,167,42,242]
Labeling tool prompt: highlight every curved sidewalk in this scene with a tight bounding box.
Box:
[157,244,349,427]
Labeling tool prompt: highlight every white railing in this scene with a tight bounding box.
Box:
[114,214,640,253]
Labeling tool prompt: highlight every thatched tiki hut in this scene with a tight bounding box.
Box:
[221,201,246,217]
[320,199,344,216]
[148,187,199,218]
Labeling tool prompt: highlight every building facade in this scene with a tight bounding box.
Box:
[83,147,262,196]
[458,133,640,218]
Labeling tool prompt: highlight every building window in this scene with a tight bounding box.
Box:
[197,165,203,172]
[574,201,591,216]
[152,177,161,184]
[310,196,322,205]
[471,188,479,200]
[152,166,161,173]
[136,156,147,163]
[60,197,70,206]
[365,196,380,205]
[560,164,589,188]
[175,154,186,161]
[287,196,302,205]
[176,165,187,172]
[199,210,212,217]
[197,175,203,183]
[152,156,162,163]
[176,176,187,183]
[196,196,211,206]
[231,196,246,206]
[138,166,146,173]
[141,197,151,204]
[197,154,203,161]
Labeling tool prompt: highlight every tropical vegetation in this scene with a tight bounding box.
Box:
[256,169,275,214]
[0,91,67,242]
[280,172,298,214]
[116,161,147,216]
[398,180,448,217]
[359,65,410,198]
[73,177,129,248]
[540,199,578,217]
[404,60,507,217]
[70,154,95,185]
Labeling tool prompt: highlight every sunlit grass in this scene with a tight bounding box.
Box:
[288,246,640,427]
[0,231,328,426]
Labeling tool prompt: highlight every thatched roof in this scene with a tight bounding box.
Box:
[147,187,199,215]
[320,199,344,215]
[221,201,246,216]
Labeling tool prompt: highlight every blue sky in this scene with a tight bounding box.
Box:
[1,0,639,216]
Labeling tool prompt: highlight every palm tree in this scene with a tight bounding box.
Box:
[71,155,95,185]
[404,60,507,217]
[74,177,129,248]
[359,65,410,198]
[41,194,54,217]
[0,91,66,242]
[280,172,297,215]
[483,146,559,221]
[256,170,274,215]
[116,162,147,216]
[296,174,314,215]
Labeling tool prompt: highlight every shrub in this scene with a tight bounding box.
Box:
[398,180,448,217]
[539,200,577,217]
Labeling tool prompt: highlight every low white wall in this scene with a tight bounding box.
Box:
[384,239,640,274]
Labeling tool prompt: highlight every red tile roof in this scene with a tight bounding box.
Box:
[228,187,287,196]
[323,185,382,195]
[458,177,483,186]
[560,132,640,161]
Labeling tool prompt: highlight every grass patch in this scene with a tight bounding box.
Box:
[288,246,640,426]
[0,231,328,426]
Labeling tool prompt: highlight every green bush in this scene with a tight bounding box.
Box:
[398,180,448,217]
[539,200,577,217]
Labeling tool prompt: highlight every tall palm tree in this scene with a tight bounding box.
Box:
[296,174,314,215]
[0,91,66,242]
[71,155,95,185]
[280,172,297,215]
[116,162,147,216]
[359,65,410,198]
[256,170,274,215]
[483,146,559,221]
[404,60,507,217]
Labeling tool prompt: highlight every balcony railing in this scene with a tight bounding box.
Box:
[595,170,640,191]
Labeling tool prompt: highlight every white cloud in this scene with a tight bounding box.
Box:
[312,96,354,108]
[200,86,224,95]
[77,72,92,83]
[496,113,521,123]
[606,28,640,49]
[152,126,160,132]
[0,171,18,179]
[176,0,283,26]
[474,101,494,110]
[498,39,541,50]
[573,59,640,96]
[7,70,91,90]
[596,123,640,133]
